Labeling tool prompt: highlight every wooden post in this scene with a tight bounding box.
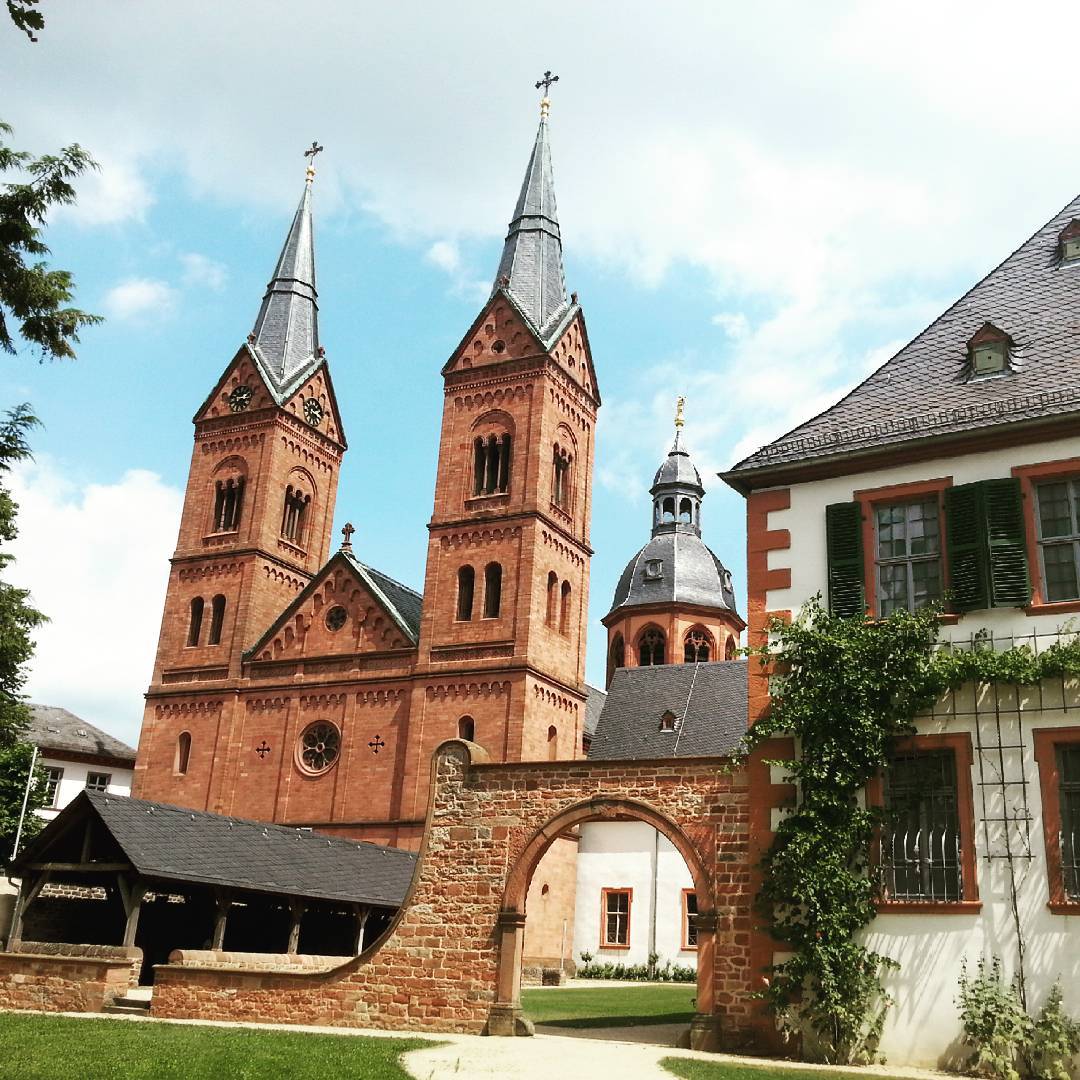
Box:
[80,820,93,864]
[6,871,48,951]
[352,905,370,955]
[117,875,146,949]
[286,899,305,954]
[211,893,231,950]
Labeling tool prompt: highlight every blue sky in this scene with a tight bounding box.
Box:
[6,1,1080,743]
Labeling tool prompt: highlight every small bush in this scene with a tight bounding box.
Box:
[957,958,1032,1080]
[576,960,696,983]
[1026,983,1080,1080]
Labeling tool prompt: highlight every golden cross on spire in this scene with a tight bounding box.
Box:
[675,396,686,429]
[304,140,324,183]
[535,70,559,118]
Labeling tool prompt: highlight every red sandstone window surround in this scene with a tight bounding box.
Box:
[1013,458,1080,615]
[682,888,698,950]
[1032,726,1080,914]
[867,732,980,913]
[600,888,632,949]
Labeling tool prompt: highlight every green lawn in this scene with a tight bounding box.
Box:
[661,1058,919,1080]
[0,1013,434,1080]
[522,983,698,1029]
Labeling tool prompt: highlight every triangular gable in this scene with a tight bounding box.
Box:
[245,551,419,662]
[547,307,601,405]
[442,289,550,376]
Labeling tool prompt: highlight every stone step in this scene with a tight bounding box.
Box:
[104,998,151,1015]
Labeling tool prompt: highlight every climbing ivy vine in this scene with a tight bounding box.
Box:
[745,597,1080,1065]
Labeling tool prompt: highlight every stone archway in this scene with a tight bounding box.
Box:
[492,797,720,1048]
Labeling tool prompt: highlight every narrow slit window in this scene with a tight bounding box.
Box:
[208,594,226,646]
[559,580,572,635]
[457,566,475,621]
[1059,744,1080,900]
[458,716,475,742]
[682,890,698,949]
[484,562,502,618]
[175,732,192,775]
[473,438,486,496]
[546,571,558,626]
[187,597,204,647]
[547,724,558,761]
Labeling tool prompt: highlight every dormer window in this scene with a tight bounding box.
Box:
[659,710,678,733]
[644,559,664,580]
[966,322,1012,378]
[1059,219,1080,263]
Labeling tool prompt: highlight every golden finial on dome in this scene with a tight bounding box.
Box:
[536,70,559,118]
[675,396,686,429]
[304,140,324,183]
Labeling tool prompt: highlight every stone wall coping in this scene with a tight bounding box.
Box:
[168,950,345,969]
[15,942,142,960]
[469,753,738,773]
[0,951,135,970]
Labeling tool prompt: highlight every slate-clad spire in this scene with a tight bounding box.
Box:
[249,170,321,397]
[493,105,570,341]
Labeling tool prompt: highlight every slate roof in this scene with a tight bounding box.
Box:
[608,530,740,620]
[248,176,324,399]
[584,684,607,738]
[725,192,1080,485]
[492,114,572,345]
[356,558,423,642]
[15,791,417,909]
[588,661,747,760]
[652,431,703,491]
[23,705,136,765]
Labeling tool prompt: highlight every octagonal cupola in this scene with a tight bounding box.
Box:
[650,397,706,537]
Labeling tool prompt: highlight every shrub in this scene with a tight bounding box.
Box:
[957,958,1032,1080]
[1026,983,1080,1080]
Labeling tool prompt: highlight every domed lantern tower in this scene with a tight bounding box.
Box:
[602,399,744,686]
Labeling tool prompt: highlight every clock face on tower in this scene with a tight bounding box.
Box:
[303,398,324,428]
[228,385,252,412]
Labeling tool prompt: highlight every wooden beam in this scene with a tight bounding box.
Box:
[26,861,131,873]
[353,905,370,955]
[80,820,93,863]
[6,871,49,951]
[286,899,305,955]
[118,874,146,949]
[211,893,231,950]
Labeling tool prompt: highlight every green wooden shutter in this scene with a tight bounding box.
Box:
[826,502,865,618]
[984,477,1031,607]
[945,483,989,612]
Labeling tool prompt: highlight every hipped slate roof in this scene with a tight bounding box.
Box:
[24,705,136,765]
[726,192,1080,484]
[588,662,747,760]
[16,791,416,908]
[584,684,607,738]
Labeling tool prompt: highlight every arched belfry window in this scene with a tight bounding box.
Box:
[662,497,676,524]
[484,562,502,619]
[552,445,572,510]
[684,627,712,663]
[546,571,558,626]
[208,594,226,646]
[457,565,475,621]
[213,477,245,532]
[458,716,475,742]
[559,580,572,635]
[608,633,625,687]
[175,731,191,775]
[473,433,512,496]
[186,597,204,647]
[725,637,737,661]
[280,485,311,546]
[638,627,665,666]
[547,724,558,761]
[679,497,693,524]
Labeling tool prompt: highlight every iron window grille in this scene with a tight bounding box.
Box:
[602,889,630,947]
[43,766,63,807]
[1059,744,1080,901]
[1035,479,1080,602]
[85,772,111,793]
[882,749,963,902]
[875,499,943,617]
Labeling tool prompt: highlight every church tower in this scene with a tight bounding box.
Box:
[136,155,346,798]
[603,401,744,686]
[400,85,601,816]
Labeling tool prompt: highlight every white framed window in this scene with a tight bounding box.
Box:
[1035,479,1080,602]
[43,766,64,807]
[875,499,942,616]
[85,772,111,793]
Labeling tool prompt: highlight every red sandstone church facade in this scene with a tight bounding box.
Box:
[132,107,599,855]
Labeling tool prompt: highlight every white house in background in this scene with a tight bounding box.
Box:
[722,192,1080,1067]
[24,705,136,820]
[574,426,748,971]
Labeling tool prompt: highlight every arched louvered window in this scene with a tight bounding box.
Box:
[559,580,572,635]
[683,627,712,663]
[457,566,475,621]
[175,731,191,775]
[213,477,245,532]
[187,597,204,647]
[458,716,475,741]
[547,725,558,762]
[484,562,502,619]
[280,485,311,546]
[638,627,666,666]
[208,594,226,646]
[472,433,512,496]
[552,445,572,510]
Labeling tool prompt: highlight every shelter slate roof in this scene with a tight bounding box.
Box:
[726,192,1080,483]
[588,662,747,760]
[23,705,136,764]
[584,684,607,738]
[492,114,572,345]
[16,791,417,908]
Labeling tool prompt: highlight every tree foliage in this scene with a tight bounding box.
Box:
[0,121,101,360]
[6,0,42,41]
[0,405,47,859]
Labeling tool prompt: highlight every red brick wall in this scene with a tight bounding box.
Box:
[151,741,782,1049]
[0,949,137,1011]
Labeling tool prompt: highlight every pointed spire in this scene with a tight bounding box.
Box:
[493,77,570,340]
[249,151,322,397]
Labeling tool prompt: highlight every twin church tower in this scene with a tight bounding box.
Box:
[132,87,738,848]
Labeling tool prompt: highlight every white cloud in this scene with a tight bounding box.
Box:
[180,252,228,291]
[103,278,176,321]
[5,458,183,747]
[53,154,153,226]
[424,238,489,301]
[711,312,750,340]
[425,240,461,275]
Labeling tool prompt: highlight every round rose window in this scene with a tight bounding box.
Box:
[325,605,348,631]
[298,721,341,774]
